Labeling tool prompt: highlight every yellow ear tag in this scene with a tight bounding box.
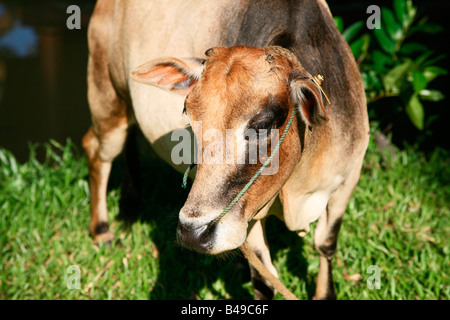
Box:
[311,74,331,105]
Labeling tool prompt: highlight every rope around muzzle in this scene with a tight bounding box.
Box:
[181,108,296,226]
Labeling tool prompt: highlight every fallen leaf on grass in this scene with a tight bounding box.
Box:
[343,272,362,282]
[383,200,396,211]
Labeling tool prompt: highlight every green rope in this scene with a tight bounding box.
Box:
[182,164,193,189]
[182,109,296,225]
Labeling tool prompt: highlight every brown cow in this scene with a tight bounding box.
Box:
[83,0,369,299]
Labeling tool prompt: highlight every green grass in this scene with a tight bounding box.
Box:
[1,130,449,300]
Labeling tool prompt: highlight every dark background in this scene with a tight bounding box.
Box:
[0,0,448,162]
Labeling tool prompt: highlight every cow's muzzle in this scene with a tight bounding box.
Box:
[177,221,216,253]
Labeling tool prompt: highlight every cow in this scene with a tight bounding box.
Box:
[82,0,369,300]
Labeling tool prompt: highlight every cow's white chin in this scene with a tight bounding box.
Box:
[205,221,248,255]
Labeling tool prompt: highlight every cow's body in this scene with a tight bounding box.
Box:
[83,0,369,299]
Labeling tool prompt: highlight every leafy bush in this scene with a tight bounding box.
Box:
[334,0,447,132]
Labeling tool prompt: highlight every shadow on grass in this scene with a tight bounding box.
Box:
[109,127,310,299]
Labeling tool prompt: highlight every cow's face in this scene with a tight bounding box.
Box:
[131,46,327,254]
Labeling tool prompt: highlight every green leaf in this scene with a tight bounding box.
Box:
[414,50,434,67]
[350,38,364,59]
[361,34,371,53]
[334,16,344,33]
[361,70,383,94]
[342,21,364,43]
[423,66,448,82]
[361,72,372,92]
[399,42,427,55]
[412,71,428,92]
[374,27,396,55]
[419,89,445,102]
[350,34,370,59]
[383,59,413,93]
[411,22,444,34]
[372,50,393,70]
[382,7,403,41]
[405,0,417,27]
[422,54,446,67]
[370,70,383,91]
[394,0,408,28]
[406,94,424,130]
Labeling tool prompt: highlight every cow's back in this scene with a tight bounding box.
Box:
[89,0,368,173]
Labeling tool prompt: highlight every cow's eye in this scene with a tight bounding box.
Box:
[251,121,273,132]
[249,121,274,140]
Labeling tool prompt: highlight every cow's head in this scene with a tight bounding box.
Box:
[131,46,327,254]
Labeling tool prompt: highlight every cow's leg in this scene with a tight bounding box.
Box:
[246,218,278,300]
[312,164,363,300]
[82,56,129,244]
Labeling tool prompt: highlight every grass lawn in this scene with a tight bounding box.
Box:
[1,128,449,300]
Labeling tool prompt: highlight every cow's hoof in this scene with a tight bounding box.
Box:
[94,231,115,246]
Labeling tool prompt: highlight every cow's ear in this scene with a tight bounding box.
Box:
[290,79,328,127]
[130,57,205,95]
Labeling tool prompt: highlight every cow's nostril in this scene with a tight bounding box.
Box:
[177,222,214,252]
[195,224,208,237]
